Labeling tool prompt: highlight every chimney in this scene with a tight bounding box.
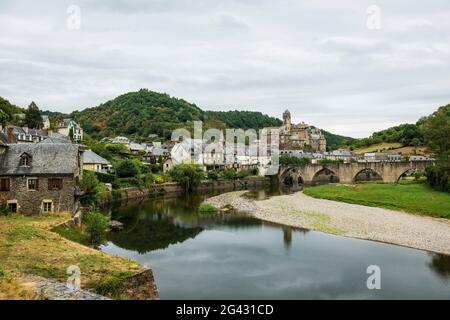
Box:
[7,126,15,144]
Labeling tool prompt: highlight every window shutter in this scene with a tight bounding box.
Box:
[36,178,39,190]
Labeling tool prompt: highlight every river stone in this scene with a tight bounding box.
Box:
[109,220,124,231]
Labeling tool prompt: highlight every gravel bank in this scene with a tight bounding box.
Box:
[205,191,450,255]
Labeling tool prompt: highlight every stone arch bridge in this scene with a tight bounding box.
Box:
[278,161,433,186]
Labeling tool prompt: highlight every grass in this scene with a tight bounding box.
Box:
[198,203,218,214]
[302,210,346,235]
[304,181,450,218]
[0,213,141,299]
[51,224,89,246]
[94,271,134,299]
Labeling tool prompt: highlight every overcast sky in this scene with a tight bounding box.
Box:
[1,0,450,137]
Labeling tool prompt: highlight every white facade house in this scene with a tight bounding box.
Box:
[56,118,83,141]
[42,116,50,130]
[111,136,130,144]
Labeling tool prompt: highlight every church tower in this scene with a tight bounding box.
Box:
[283,110,292,132]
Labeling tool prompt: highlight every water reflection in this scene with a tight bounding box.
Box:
[429,253,450,280]
[102,188,450,299]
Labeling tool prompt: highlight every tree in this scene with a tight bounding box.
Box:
[116,160,139,178]
[68,128,74,141]
[422,104,450,192]
[168,163,205,192]
[24,101,43,129]
[0,109,8,125]
[79,170,108,204]
[83,208,109,247]
[422,104,450,167]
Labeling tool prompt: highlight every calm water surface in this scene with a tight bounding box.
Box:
[101,188,450,299]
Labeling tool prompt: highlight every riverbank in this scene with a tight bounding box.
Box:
[205,190,450,255]
[114,176,270,202]
[303,182,450,218]
[0,213,159,300]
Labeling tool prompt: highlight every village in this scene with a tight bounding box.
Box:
[0,108,435,215]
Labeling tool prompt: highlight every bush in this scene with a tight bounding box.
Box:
[116,177,143,188]
[83,209,109,247]
[105,143,129,154]
[154,175,165,184]
[425,165,450,192]
[168,163,205,191]
[279,156,311,165]
[222,169,237,180]
[143,173,155,188]
[0,204,10,216]
[207,170,219,180]
[93,171,116,184]
[116,160,139,178]
[198,203,218,214]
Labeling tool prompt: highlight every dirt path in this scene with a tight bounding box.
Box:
[205,191,450,255]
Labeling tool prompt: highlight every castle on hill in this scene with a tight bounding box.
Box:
[277,110,326,152]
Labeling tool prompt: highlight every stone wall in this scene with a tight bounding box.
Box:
[116,268,159,300]
[115,177,271,202]
[0,175,76,214]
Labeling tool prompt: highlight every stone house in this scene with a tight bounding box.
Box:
[0,141,83,214]
[1,125,49,143]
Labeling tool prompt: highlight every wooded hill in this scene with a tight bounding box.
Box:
[69,89,354,147]
[0,89,364,150]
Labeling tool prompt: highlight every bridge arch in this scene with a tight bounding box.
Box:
[279,167,305,186]
[353,168,383,183]
[311,167,340,185]
[396,167,425,183]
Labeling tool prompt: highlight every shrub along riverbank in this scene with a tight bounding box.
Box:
[303,181,450,218]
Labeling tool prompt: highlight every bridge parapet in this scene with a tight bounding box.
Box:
[278,161,433,185]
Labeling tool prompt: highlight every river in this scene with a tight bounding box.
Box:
[100,188,450,299]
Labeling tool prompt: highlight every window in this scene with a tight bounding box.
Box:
[8,202,17,213]
[42,201,52,213]
[20,154,31,166]
[48,178,63,190]
[0,178,10,191]
[27,178,39,191]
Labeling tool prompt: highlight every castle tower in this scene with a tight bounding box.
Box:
[283,110,291,132]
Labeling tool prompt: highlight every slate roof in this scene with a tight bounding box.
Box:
[0,143,80,176]
[39,136,71,144]
[148,147,169,156]
[83,150,111,165]
[11,126,48,137]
